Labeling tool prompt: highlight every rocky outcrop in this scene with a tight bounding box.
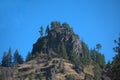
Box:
[32,22,82,60]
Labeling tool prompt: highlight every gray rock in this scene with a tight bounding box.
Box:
[32,24,83,60]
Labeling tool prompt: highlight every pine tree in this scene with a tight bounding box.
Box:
[45,25,50,35]
[81,41,91,65]
[7,48,12,67]
[106,61,111,70]
[51,21,61,29]
[101,54,105,68]
[96,43,102,52]
[96,53,105,68]
[1,48,12,67]
[70,49,80,65]
[62,22,70,29]
[39,26,44,37]
[26,52,33,62]
[90,48,105,68]
[42,38,48,53]
[105,61,112,77]
[90,49,97,61]
[13,49,24,64]
[60,43,68,59]
[1,52,8,67]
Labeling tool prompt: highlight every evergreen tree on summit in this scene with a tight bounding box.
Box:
[51,21,61,29]
[96,43,102,52]
[13,49,24,64]
[39,26,44,37]
[45,25,50,35]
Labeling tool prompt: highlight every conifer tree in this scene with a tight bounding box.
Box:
[70,49,80,65]
[45,25,50,35]
[1,52,8,67]
[90,48,105,68]
[81,41,90,65]
[96,43,102,52]
[13,49,24,64]
[96,53,105,68]
[39,26,44,37]
[1,48,12,67]
[90,49,97,61]
[51,21,61,29]
[26,52,33,62]
[60,43,68,59]
[62,22,70,29]
[105,61,112,77]
[7,48,12,67]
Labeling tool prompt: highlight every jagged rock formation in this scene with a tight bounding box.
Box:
[32,22,82,60]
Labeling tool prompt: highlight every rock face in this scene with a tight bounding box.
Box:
[32,22,82,59]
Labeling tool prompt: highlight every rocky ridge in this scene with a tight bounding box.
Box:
[32,22,82,60]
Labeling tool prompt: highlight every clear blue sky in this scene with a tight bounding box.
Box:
[0,0,120,62]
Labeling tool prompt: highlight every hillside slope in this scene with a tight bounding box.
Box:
[0,57,96,80]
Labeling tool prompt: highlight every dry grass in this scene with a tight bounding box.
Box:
[64,62,85,80]
[83,65,94,77]
[12,58,95,80]
[56,73,66,80]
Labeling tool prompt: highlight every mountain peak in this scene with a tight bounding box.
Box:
[32,21,82,61]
